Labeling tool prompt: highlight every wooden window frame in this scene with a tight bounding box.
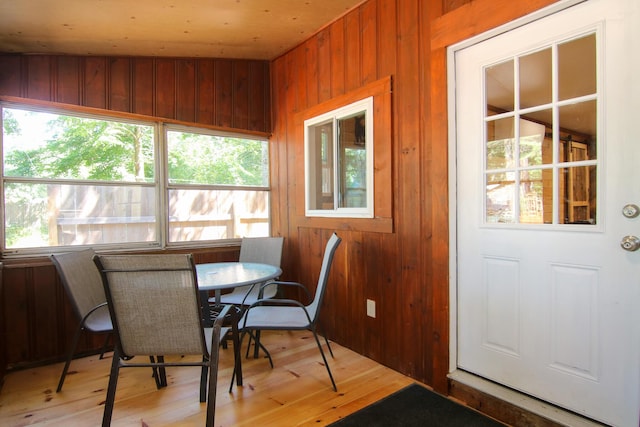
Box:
[294,76,393,233]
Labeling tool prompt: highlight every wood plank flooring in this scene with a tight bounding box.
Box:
[0,331,416,426]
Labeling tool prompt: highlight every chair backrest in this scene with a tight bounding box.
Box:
[51,248,106,321]
[239,236,284,267]
[93,254,207,358]
[307,233,341,323]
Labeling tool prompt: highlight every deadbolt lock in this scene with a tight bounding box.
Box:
[622,204,640,218]
[621,235,640,252]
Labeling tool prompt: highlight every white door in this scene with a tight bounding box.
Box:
[454,0,640,426]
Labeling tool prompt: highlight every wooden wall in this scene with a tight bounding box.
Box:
[269,0,560,400]
[0,55,270,132]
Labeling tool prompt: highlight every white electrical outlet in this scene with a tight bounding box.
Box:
[366,299,376,318]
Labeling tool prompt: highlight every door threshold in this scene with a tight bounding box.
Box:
[448,370,606,427]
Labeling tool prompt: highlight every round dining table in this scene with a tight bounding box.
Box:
[196,261,282,303]
[195,261,281,389]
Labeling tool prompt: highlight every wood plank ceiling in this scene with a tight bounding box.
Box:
[0,0,364,60]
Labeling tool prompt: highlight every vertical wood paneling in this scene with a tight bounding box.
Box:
[370,0,400,378]
[269,57,289,261]
[0,56,22,97]
[232,61,249,130]
[176,59,196,122]
[305,37,319,108]
[84,57,107,109]
[55,56,80,105]
[286,45,308,282]
[248,61,267,131]
[196,59,215,125]
[395,0,423,380]
[109,57,131,112]
[26,56,53,101]
[32,266,59,359]
[360,0,378,84]
[344,9,362,91]
[425,0,448,393]
[214,59,233,128]
[377,0,397,79]
[3,268,29,365]
[154,59,175,119]
[132,58,154,116]
[2,55,269,131]
[316,29,332,103]
[292,46,307,114]
[345,231,364,349]
[329,20,346,98]
[362,234,382,359]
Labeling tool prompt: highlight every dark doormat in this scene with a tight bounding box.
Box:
[328,383,505,427]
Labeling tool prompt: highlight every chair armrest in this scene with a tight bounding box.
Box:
[80,301,108,324]
[261,280,312,301]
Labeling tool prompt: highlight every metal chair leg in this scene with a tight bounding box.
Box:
[56,324,84,392]
[101,348,121,427]
[312,329,337,391]
[98,333,111,359]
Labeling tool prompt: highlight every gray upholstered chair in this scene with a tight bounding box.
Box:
[51,248,112,393]
[93,253,235,427]
[210,236,284,306]
[237,232,341,391]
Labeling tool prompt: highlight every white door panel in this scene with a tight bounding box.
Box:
[454,0,640,425]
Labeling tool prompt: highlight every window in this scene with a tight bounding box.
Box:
[484,33,597,225]
[304,97,373,218]
[166,127,270,243]
[1,102,270,255]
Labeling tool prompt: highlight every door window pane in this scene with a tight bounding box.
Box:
[559,34,597,101]
[520,48,552,109]
[486,118,515,169]
[558,100,597,161]
[486,172,515,223]
[519,169,545,224]
[483,33,598,226]
[485,59,514,115]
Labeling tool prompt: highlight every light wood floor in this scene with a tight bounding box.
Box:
[0,331,417,426]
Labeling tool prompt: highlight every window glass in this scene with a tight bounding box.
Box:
[166,128,269,243]
[339,114,367,208]
[167,130,268,186]
[3,108,154,181]
[305,120,334,210]
[305,97,373,218]
[1,104,270,254]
